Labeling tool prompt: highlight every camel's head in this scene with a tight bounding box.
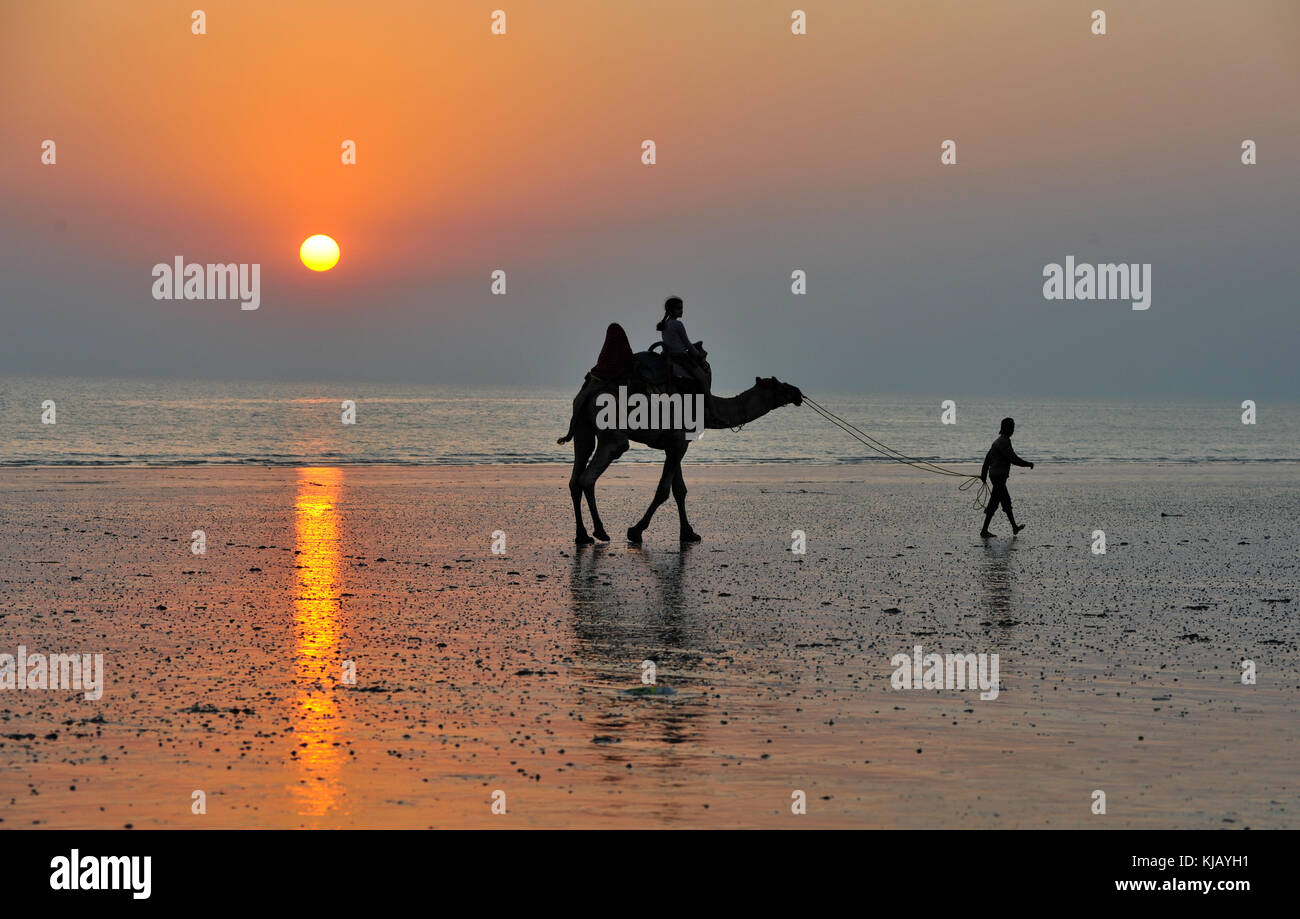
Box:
[755,376,803,407]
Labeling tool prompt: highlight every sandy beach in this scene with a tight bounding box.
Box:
[0,462,1295,828]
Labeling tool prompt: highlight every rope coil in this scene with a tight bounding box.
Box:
[802,395,990,510]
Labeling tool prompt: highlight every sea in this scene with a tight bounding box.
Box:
[1,376,1296,467]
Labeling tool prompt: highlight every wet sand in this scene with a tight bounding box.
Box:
[0,462,1296,828]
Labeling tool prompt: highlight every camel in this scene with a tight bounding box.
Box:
[563,374,803,545]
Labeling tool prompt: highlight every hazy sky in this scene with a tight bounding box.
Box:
[2,0,1297,398]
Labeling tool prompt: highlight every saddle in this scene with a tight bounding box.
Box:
[635,342,710,394]
[634,350,672,392]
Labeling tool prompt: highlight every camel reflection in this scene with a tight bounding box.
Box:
[292,467,345,817]
[568,546,706,757]
[569,546,693,651]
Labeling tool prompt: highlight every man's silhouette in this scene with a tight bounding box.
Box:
[980,417,1033,537]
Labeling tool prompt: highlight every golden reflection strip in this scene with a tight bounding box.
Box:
[292,467,344,816]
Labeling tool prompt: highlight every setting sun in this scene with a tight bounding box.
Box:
[300,235,340,272]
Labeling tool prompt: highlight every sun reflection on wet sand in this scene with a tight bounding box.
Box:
[292,467,345,817]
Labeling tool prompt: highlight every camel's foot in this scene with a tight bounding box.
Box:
[679,528,702,543]
[575,529,595,546]
[593,526,610,542]
[627,525,645,544]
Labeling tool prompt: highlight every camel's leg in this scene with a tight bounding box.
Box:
[570,430,596,545]
[672,461,700,542]
[581,433,628,542]
[628,443,682,543]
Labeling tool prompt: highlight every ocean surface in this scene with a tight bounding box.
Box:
[1,375,1296,467]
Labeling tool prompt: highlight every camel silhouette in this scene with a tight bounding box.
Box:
[564,375,802,545]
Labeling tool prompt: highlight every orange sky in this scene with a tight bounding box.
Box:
[1,1,1297,392]
[8,1,1294,282]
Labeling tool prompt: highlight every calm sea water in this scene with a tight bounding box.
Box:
[1,376,1296,466]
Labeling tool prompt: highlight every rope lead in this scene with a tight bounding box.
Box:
[801,396,990,510]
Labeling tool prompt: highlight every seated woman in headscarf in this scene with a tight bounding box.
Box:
[557,322,635,445]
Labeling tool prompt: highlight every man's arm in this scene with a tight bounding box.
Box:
[980,448,992,482]
[1006,442,1032,467]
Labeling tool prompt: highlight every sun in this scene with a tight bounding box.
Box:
[299,234,340,271]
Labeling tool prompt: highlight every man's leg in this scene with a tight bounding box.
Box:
[981,483,1000,536]
[998,478,1025,534]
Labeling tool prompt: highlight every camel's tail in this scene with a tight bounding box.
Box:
[559,376,596,444]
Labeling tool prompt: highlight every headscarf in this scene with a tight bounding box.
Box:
[590,322,635,380]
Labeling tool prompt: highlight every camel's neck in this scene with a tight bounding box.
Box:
[704,386,784,429]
